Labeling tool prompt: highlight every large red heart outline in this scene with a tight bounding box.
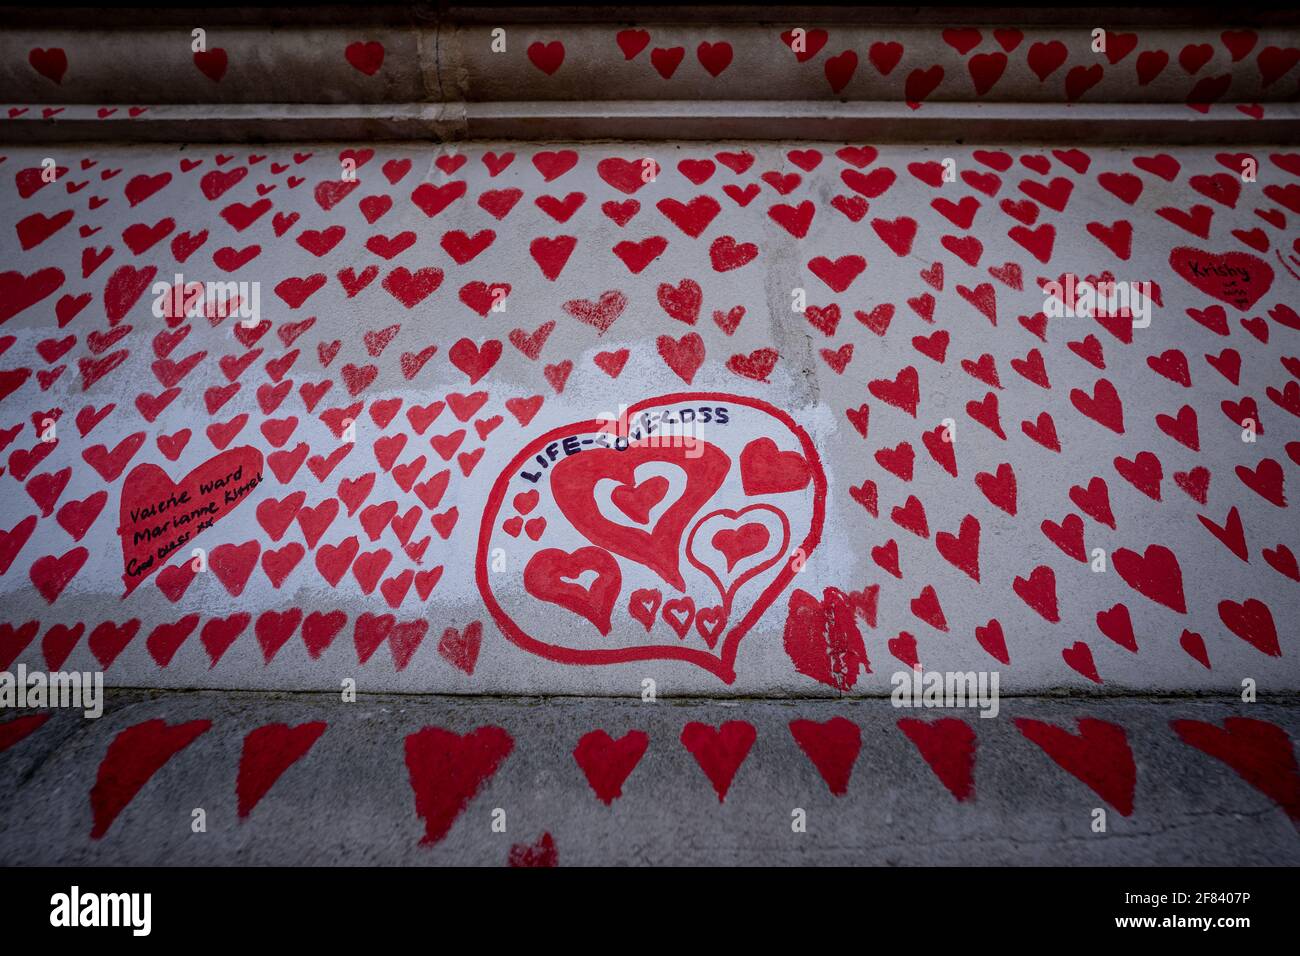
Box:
[476,392,826,682]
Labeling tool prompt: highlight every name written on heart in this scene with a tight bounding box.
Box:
[1183,259,1253,282]
[1168,247,1274,312]
[118,445,265,592]
[124,466,261,578]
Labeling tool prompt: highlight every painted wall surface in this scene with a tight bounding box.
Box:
[1,140,1297,697]
[0,11,1298,867]
[2,23,1298,105]
[3,21,1299,146]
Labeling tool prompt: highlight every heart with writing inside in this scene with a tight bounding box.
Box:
[118,445,264,594]
[1168,247,1274,311]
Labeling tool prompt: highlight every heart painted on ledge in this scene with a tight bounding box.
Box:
[118,445,264,594]
[478,393,825,682]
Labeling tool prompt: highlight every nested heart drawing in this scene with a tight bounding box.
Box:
[477,392,826,681]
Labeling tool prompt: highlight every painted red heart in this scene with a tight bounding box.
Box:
[1172,718,1298,822]
[90,719,211,838]
[524,547,622,635]
[404,726,513,846]
[345,40,385,76]
[1218,599,1280,656]
[551,442,729,590]
[573,729,649,804]
[236,721,327,818]
[680,720,755,802]
[898,717,976,801]
[1016,717,1135,815]
[1114,544,1186,613]
[790,717,862,796]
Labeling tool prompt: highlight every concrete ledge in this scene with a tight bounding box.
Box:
[462,100,1300,143]
[3,691,1297,865]
[3,17,1298,106]
[3,100,1297,143]
[3,8,1297,142]
[3,4,1298,29]
[0,102,467,142]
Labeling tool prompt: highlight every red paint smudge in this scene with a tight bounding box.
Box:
[782,586,872,690]
[508,831,558,866]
